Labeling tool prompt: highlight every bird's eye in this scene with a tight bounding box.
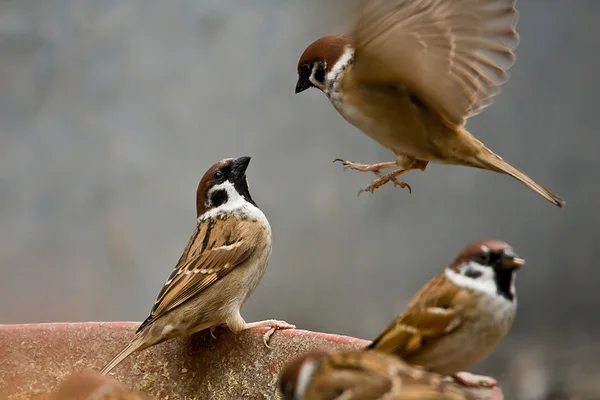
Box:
[213,170,224,180]
[477,253,491,265]
[300,63,310,74]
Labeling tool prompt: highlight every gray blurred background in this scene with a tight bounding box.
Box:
[0,0,598,398]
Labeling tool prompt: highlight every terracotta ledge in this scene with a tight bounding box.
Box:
[0,322,502,399]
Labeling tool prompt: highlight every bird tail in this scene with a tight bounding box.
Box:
[472,148,565,208]
[100,337,145,375]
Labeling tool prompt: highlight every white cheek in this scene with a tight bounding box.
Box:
[445,262,498,298]
[200,181,270,232]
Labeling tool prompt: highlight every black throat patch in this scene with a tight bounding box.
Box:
[233,179,257,207]
[494,270,514,301]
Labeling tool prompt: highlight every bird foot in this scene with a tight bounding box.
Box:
[358,168,412,195]
[243,319,296,348]
[451,371,498,388]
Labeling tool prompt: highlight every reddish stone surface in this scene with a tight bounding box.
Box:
[0,322,503,399]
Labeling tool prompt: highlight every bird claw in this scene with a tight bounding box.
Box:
[358,174,412,195]
[209,327,217,340]
[334,158,364,172]
[262,320,296,348]
[334,158,413,194]
[243,319,296,349]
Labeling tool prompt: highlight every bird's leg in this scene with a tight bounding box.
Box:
[359,168,412,194]
[226,312,295,348]
[358,160,428,194]
[334,159,410,191]
[334,159,398,173]
[451,371,498,388]
[335,158,428,194]
[242,320,296,348]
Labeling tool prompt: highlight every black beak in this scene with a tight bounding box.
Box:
[295,75,311,94]
[231,156,251,180]
[498,250,525,270]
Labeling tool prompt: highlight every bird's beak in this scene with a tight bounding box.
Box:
[501,251,525,269]
[231,156,251,180]
[295,75,311,94]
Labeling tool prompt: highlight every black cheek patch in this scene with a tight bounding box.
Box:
[314,66,325,84]
[464,269,483,279]
[210,189,228,208]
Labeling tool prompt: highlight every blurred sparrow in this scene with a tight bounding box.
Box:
[48,371,154,400]
[368,240,524,387]
[279,349,500,399]
[295,0,564,207]
[100,157,294,375]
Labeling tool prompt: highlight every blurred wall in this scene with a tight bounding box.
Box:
[1,1,599,397]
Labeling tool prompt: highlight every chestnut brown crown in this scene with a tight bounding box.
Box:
[296,35,353,94]
[449,240,523,272]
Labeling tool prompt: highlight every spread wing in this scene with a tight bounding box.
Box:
[368,274,472,358]
[314,351,476,399]
[137,215,258,332]
[352,0,519,127]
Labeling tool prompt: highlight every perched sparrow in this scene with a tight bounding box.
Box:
[48,371,154,400]
[368,240,524,387]
[295,0,564,207]
[100,157,294,374]
[279,349,500,399]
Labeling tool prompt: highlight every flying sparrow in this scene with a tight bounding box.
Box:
[279,349,501,399]
[368,240,524,387]
[295,0,564,207]
[100,157,295,375]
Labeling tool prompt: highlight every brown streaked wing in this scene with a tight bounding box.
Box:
[307,351,394,399]
[137,215,257,332]
[368,274,472,357]
[311,351,476,399]
[352,0,519,127]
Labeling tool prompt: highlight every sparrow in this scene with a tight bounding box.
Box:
[295,0,565,207]
[368,240,524,387]
[100,157,295,375]
[48,371,154,400]
[278,349,498,400]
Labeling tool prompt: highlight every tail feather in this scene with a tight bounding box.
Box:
[100,337,145,375]
[473,151,565,208]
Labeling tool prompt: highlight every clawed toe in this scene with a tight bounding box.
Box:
[358,175,412,195]
[264,323,296,347]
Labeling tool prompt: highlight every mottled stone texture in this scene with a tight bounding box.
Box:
[0,322,502,399]
[1,322,366,399]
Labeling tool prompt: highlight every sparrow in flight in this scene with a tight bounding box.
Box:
[296,0,564,207]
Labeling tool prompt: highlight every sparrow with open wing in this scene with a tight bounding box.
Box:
[279,349,500,399]
[100,157,294,375]
[368,240,524,387]
[295,0,564,207]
